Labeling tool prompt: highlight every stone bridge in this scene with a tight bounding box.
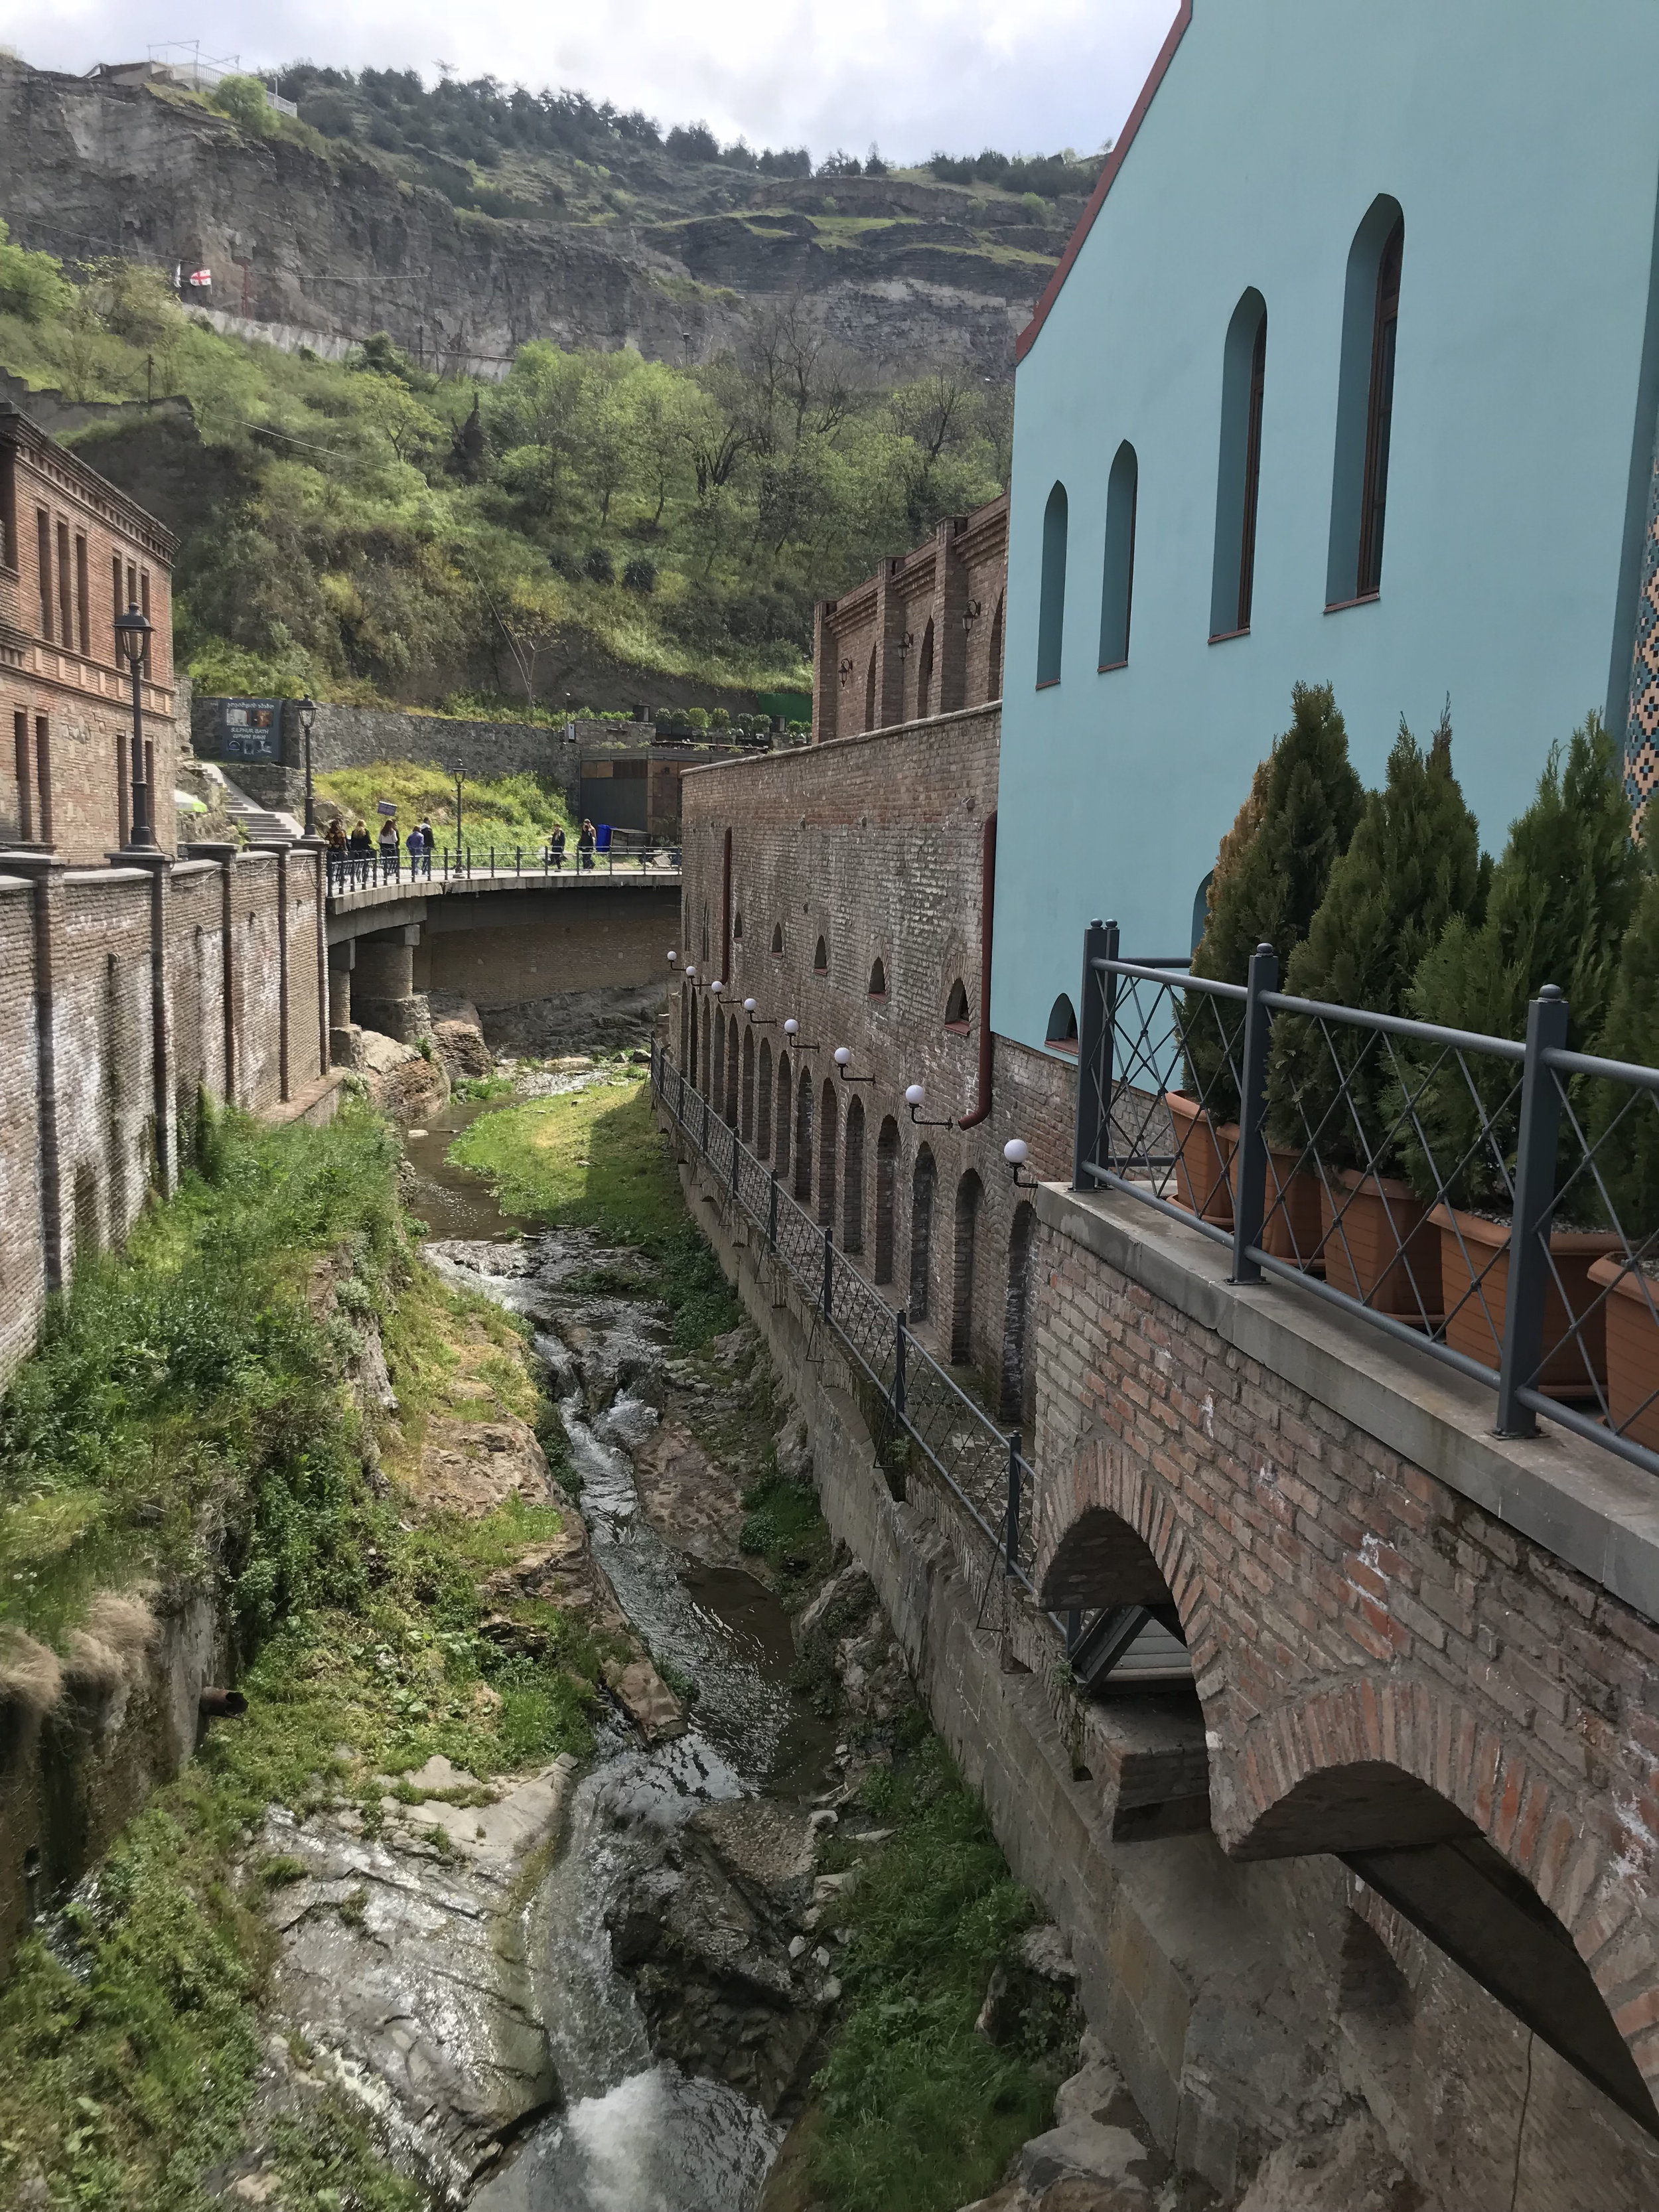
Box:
[325,865,680,1045]
[1030,1181,1659,2136]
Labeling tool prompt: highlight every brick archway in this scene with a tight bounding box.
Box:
[1226,1675,1659,2129]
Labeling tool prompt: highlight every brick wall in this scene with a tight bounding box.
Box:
[414,879,680,1006]
[678,704,1074,1412]
[1,406,179,864]
[0,843,328,1386]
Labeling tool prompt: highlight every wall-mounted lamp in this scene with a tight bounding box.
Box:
[960,597,982,636]
[905,1081,953,1130]
[896,630,915,657]
[685,964,697,980]
[709,979,724,999]
[783,1017,821,1050]
[833,1046,874,1085]
[1005,1138,1040,1189]
[668,950,678,967]
[838,656,855,688]
[745,997,775,1025]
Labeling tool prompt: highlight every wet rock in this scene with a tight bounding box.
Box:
[602,1655,685,1740]
[632,1418,747,1562]
[595,1392,662,1453]
[606,1797,833,2115]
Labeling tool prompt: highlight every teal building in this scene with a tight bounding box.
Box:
[993,0,1659,1050]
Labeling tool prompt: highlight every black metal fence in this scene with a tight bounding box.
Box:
[1073,921,1659,1480]
[652,1043,1039,1593]
[326,837,682,895]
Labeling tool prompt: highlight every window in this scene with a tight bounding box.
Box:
[56,522,72,650]
[13,709,31,842]
[75,535,90,656]
[944,978,970,1031]
[1098,441,1137,670]
[1328,197,1405,607]
[733,910,743,940]
[1045,994,1078,1053]
[863,647,877,731]
[1210,290,1267,639]
[36,510,51,636]
[139,570,151,668]
[1036,482,1068,686]
[987,591,1004,702]
[111,554,123,661]
[770,922,784,956]
[814,935,828,974]
[757,1038,773,1159]
[0,441,15,570]
[917,618,934,718]
[776,1051,792,1174]
[875,1116,899,1284]
[868,957,887,999]
[34,716,51,846]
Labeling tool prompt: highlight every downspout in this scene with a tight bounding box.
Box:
[958,808,997,1129]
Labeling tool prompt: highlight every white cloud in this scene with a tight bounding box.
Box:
[2,0,1174,167]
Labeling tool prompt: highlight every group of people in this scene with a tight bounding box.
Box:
[325,814,435,883]
[543,820,599,870]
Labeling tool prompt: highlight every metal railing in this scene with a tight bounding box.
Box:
[652,1043,1040,1593]
[326,837,682,895]
[1073,920,1659,1480]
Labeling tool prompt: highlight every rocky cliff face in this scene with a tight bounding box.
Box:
[0,58,1068,375]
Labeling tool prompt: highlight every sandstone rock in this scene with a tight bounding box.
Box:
[417,1414,551,1515]
[602,1654,685,1740]
[358,1032,451,1123]
[631,1417,747,1564]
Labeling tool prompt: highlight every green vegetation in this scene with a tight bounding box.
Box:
[0,1110,607,2204]
[315,760,575,848]
[1591,875,1659,1237]
[810,1728,1074,2211]
[0,224,1006,707]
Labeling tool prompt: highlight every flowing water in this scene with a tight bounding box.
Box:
[401,1094,836,2211]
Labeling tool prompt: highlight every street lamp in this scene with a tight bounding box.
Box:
[744,996,774,1025]
[833,1045,873,1085]
[1004,1138,1040,1189]
[782,1016,820,1050]
[904,1080,953,1130]
[299,694,317,836]
[113,601,156,849]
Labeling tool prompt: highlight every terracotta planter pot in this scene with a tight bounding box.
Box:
[1321,1169,1443,1318]
[1257,1143,1323,1266]
[1431,1207,1619,1389]
[1165,1092,1233,1226]
[1588,1257,1659,1451]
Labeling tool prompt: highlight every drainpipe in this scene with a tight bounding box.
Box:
[958,808,997,1130]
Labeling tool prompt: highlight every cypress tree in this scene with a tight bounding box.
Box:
[1265,703,1483,1165]
[1183,682,1364,1115]
[1398,710,1646,1207]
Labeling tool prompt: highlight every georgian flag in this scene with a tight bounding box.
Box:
[186,268,212,287]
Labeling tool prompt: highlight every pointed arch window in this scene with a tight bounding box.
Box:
[944,978,970,1032]
[1327,197,1405,608]
[770,922,784,956]
[814,935,829,974]
[1045,994,1078,1055]
[917,617,935,718]
[1098,441,1137,671]
[1036,483,1067,687]
[863,646,877,731]
[1210,290,1267,640]
[868,957,887,999]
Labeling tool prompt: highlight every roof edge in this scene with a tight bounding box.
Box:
[1014,0,1194,368]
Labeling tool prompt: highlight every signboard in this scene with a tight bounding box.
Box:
[211,698,283,763]
[376,800,397,817]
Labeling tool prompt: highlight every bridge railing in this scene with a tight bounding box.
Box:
[652,1044,1041,1595]
[326,837,682,895]
[1073,921,1659,1482]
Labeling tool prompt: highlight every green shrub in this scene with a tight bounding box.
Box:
[212,74,279,138]
[1266,704,1484,1167]
[0,219,74,323]
[1587,875,1659,1240]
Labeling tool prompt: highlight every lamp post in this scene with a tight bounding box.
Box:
[299,694,317,836]
[113,601,156,849]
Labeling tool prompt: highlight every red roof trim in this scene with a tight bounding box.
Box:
[1014,0,1194,366]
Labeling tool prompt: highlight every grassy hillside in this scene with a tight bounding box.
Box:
[0,222,1007,709]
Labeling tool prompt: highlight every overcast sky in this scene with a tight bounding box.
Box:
[3,0,1175,168]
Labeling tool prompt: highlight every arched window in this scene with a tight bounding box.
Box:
[794,1069,814,1201]
[843,1095,865,1253]
[775,1051,792,1175]
[1000,1201,1037,1422]
[741,1025,755,1141]
[814,935,828,974]
[1210,289,1267,640]
[757,1037,773,1159]
[1098,441,1137,670]
[733,909,743,940]
[917,617,935,719]
[868,957,887,999]
[712,1012,727,1118]
[726,1014,740,1127]
[875,1116,899,1284]
[770,922,784,956]
[944,978,970,1031]
[818,1077,838,1228]
[700,1000,712,1098]
[950,1170,982,1365]
[864,645,877,731]
[909,1146,936,1319]
[987,591,1005,702]
[1045,994,1078,1054]
[1328,196,1405,607]
[1037,482,1067,687]
[680,981,691,1070]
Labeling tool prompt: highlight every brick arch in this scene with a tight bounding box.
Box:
[1225,1674,1659,2126]
[1035,1438,1219,1693]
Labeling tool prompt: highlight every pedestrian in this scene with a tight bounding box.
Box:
[547,822,567,871]
[407,818,428,879]
[347,818,372,886]
[378,816,400,877]
[325,817,346,889]
[578,817,596,871]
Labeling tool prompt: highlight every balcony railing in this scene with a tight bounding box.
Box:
[326,836,682,895]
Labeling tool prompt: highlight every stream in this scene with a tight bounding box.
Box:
[401,1092,836,2212]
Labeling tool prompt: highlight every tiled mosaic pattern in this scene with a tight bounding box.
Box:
[1625,423,1659,836]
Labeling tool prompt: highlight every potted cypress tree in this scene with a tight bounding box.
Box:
[1586,877,1659,1449]
[1177,682,1363,1245]
[1400,712,1644,1384]
[1265,706,1484,1312]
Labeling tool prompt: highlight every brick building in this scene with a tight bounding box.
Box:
[1,404,179,862]
[812,494,1007,745]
